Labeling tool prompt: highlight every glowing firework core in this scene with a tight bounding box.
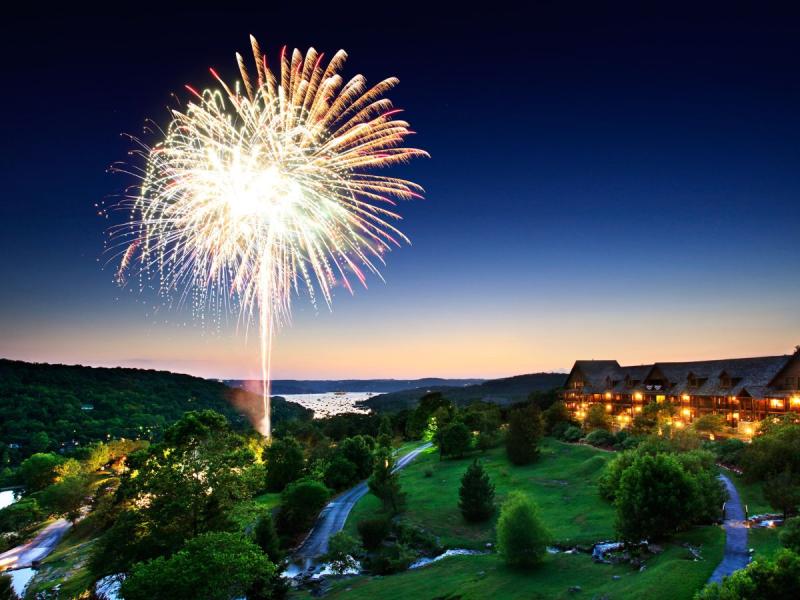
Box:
[115,37,426,437]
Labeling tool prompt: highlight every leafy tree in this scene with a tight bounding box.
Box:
[765,469,800,519]
[691,414,727,436]
[439,421,472,458]
[695,549,800,600]
[323,531,361,574]
[277,478,330,535]
[780,516,800,554]
[264,436,305,492]
[615,453,695,541]
[119,532,275,600]
[506,405,543,465]
[29,431,52,453]
[18,452,64,492]
[542,401,573,434]
[338,436,374,479]
[368,448,406,514]
[459,460,495,522]
[585,403,612,431]
[0,498,42,533]
[496,492,550,568]
[254,512,282,563]
[742,419,800,482]
[41,474,90,523]
[324,454,359,490]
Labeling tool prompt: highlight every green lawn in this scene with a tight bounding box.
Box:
[24,528,97,599]
[298,526,725,600]
[345,439,616,548]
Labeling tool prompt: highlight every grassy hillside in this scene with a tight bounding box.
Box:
[345,439,615,548]
[317,439,725,600]
[357,372,567,413]
[0,359,311,463]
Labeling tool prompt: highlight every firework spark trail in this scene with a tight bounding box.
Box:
[112,36,427,437]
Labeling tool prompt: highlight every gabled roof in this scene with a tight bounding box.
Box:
[566,360,620,393]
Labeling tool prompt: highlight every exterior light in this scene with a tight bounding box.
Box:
[634,392,643,401]
[681,394,690,402]
[682,408,691,417]
[732,412,740,420]
[674,420,684,428]
[605,403,612,412]
[634,406,642,413]
[709,433,715,441]
[604,392,612,400]
[791,396,800,406]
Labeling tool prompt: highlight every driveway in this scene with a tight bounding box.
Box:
[293,442,432,568]
[0,518,72,571]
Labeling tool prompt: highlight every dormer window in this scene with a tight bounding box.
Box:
[721,376,731,389]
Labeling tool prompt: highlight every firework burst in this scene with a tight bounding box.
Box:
[112,36,427,437]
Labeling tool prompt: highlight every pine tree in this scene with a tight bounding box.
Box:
[459,460,495,522]
[253,512,282,564]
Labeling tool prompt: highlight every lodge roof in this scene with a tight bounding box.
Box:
[567,354,795,398]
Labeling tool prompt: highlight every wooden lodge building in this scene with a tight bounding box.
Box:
[562,353,800,435]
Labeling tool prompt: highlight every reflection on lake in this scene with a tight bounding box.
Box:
[281,392,375,418]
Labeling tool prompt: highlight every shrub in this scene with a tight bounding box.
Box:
[584,429,616,448]
[506,405,543,465]
[780,516,800,554]
[323,532,361,574]
[496,492,550,568]
[615,453,695,541]
[439,421,472,458]
[561,425,583,443]
[459,460,495,522]
[277,479,330,535]
[364,543,416,575]
[714,438,746,467]
[357,517,391,550]
[476,430,502,452]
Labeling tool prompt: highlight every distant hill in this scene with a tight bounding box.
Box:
[0,359,311,463]
[226,378,485,395]
[358,372,568,412]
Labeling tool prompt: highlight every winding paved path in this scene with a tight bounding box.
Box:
[708,473,750,583]
[293,442,432,568]
[0,518,71,571]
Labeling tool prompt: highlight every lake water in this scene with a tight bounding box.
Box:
[281,392,375,418]
[0,489,20,510]
[9,568,35,596]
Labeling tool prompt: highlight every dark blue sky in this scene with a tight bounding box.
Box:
[2,2,799,379]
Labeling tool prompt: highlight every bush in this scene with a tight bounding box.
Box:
[459,460,495,522]
[780,516,800,554]
[323,531,361,574]
[714,438,746,467]
[0,498,43,534]
[506,405,543,465]
[277,479,330,535]
[496,492,550,568]
[561,425,583,443]
[615,453,695,542]
[584,429,617,448]
[357,517,391,550]
[476,430,502,452]
[695,548,800,599]
[364,543,416,575]
[439,421,472,458]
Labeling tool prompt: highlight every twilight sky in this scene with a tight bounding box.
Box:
[1,3,800,380]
